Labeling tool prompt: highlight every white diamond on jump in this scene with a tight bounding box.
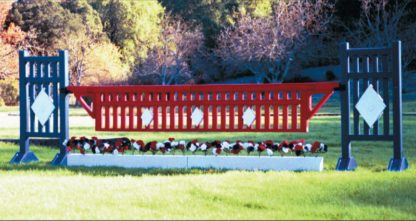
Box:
[355,84,386,128]
[191,107,204,126]
[243,107,256,126]
[31,88,55,126]
[141,108,153,126]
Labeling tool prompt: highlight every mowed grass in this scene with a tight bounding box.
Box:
[1,93,416,219]
[0,142,416,220]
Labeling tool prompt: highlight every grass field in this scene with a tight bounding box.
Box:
[0,92,416,219]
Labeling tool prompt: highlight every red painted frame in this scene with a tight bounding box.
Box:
[68,82,339,132]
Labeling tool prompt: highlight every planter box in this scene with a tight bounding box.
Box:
[67,154,324,171]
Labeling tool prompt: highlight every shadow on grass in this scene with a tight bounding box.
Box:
[0,162,229,177]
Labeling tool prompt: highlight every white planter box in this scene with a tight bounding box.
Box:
[67,154,323,171]
[67,154,187,169]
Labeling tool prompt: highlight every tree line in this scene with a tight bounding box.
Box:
[1,0,415,94]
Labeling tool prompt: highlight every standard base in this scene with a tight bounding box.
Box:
[336,157,357,171]
[51,153,68,166]
[10,151,39,164]
[67,154,324,171]
[388,157,408,171]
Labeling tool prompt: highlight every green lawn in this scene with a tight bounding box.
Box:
[0,93,416,220]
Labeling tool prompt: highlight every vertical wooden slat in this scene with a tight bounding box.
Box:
[129,93,134,130]
[178,92,184,129]
[186,92,192,129]
[229,92,235,130]
[264,91,270,130]
[256,91,261,130]
[113,93,118,130]
[212,92,218,129]
[52,62,58,133]
[282,91,288,130]
[291,91,297,130]
[43,62,50,133]
[221,92,226,130]
[162,92,167,129]
[382,55,390,135]
[274,91,279,129]
[153,93,159,129]
[238,92,244,129]
[105,94,110,130]
[204,92,209,129]
[35,62,43,133]
[353,79,360,135]
[137,93,143,129]
[28,62,36,132]
[170,92,175,129]
[120,93,126,130]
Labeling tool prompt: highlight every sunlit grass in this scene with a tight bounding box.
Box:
[0,142,415,220]
[0,94,415,219]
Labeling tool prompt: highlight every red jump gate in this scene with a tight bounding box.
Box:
[68,82,338,132]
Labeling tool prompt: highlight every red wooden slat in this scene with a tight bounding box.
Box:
[229,92,235,130]
[129,93,134,130]
[282,92,288,130]
[113,93,118,130]
[221,92,226,130]
[291,91,297,130]
[204,92,209,129]
[120,93,126,130]
[153,93,158,130]
[256,91,262,130]
[187,92,192,129]
[162,93,166,130]
[170,91,175,129]
[238,92,244,129]
[212,92,218,129]
[178,93,184,129]
[264,91,270,130]
[105,94,110,130]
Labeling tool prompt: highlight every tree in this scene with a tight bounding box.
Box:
[5,0,86,54]
[337,0,416,73]
[0,23,26,80]
[0,1,13,30]
[160,0,277,48]
[216,0,333,83]
[87,0,164,68]
[5,0,127,85]
[82,41,128,85]
[130,14,204,85]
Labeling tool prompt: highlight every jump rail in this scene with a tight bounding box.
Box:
[67,82,338,132]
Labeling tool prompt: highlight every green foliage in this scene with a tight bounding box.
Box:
[82,41,128,85]
[160,0,275,48]
[88,0,164,68]
[6,0,85,50]
[61,0,105,40]
[0,79,18,106]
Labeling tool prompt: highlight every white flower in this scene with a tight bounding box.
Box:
[83,143,91,150]
[132,142,141,150]
[266,148,273,156]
